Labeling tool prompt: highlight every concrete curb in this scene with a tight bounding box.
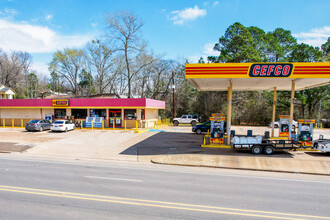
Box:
[151,155,330,176]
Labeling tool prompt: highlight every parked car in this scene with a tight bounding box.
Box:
[192,121,210,134]
[51,120,75,132]
[173,114,199,126]
[269,120,298,129]
[25,120,51,132]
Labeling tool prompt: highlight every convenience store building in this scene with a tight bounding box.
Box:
[0,98,165,128]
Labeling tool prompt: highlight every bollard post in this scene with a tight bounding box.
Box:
[135,121,138,131]
[113,120,115,130]
[124,120,126,130]
[102,120,104,130]
[21,119,23,128]
[146,121,148,129]
[12,119,14,128]
[91,120,93,130]
[81,120,83,129]
[203,137,206,145]
[3,119,5,128]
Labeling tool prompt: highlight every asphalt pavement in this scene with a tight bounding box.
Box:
[0,155,330,219]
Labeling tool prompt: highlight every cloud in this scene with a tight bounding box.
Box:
[91,22,98,27]
[203,43,219,56]
[45,14,53,21]
[0,19,93,53]
[213,1,219,6]
[170,6,206,25]
[31,61,50,75]
[187,42,219,63]
[293,26,330,47]
[0,8,18,16]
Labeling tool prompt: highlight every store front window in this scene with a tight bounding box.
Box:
[54,109,66,119]
[124,109,136,120]
[90,109,106,118]
[141,109,145,120]
[71,109,87,119]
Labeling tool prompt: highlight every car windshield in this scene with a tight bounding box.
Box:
[28,120,40,123]
[54,121,64,124]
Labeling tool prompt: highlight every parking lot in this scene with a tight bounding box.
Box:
[0,125,329,161]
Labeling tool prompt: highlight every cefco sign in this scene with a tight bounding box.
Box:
[52,99,69,107]
[249,64,293,77]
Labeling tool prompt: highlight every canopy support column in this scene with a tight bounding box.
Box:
[271,87,277,137]
[289,80,295,140]
[227,81,232,145]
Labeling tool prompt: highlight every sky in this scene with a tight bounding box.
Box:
[0,0,329,76]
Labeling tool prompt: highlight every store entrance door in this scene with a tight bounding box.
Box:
[109,109,122,127]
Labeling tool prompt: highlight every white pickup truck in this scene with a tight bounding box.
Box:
[173,115,199,126]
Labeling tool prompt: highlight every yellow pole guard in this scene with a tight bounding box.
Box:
[320,123,323,129]
[124,120,126,130]
[207,129,209,135]
[146,121,148,129]
[3,118,5,128]
[81,120,83,129]
[21,119,23,128]
[203,137,206,145]
[91,120,93,130]
[135,121,138,130]
[12,119,14,128]
[102,120,104,130]
[113,120,115,130]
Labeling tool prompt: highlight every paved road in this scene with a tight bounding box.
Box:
[0,156,330,220]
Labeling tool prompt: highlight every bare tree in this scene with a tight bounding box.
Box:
[49,48,85,95]
[106,11,145,98]
[85,40,118,94]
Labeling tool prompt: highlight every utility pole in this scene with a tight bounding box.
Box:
[318,100,321,127]
[172,71,175,119]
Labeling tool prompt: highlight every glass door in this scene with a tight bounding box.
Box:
[109,110,122,127]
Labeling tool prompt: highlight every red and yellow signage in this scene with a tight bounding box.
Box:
[297,119,315,124]
[52,99,69,107]
[186,62,330,79]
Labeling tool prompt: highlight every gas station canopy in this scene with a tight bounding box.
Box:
[186,63,330,91]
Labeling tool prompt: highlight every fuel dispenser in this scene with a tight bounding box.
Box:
[297,119,315,147]
[279,115,290,137]
[209,113,226,145]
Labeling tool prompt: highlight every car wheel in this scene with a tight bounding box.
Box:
[39,127,43,132]
[274,124,278,128]
[73,125,76,130]
[264,146,274,155]
[196,129,202,135]
[191,121,197,126]
[173,121,179,126]
[65,128,68,132]
[252,145,262,155]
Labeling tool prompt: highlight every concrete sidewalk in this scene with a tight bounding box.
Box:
[151,152,330,175]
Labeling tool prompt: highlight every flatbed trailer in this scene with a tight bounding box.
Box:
[232,139,300,155]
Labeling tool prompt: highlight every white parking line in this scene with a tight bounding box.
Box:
[85,175,143,183]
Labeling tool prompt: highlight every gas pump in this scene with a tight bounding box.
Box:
[279,115,290,137]
[209,113,226,145]
[297,119,315,147]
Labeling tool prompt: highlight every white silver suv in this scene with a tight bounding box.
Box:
[173,115,199,126]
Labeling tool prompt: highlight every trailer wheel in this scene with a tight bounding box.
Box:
[252,145,262,155]
[264,146,274,155]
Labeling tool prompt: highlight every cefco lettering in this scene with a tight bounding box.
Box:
[249,64,293,77]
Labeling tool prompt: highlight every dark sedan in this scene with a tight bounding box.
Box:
[192,121,211,134]
[25,120,51,132]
